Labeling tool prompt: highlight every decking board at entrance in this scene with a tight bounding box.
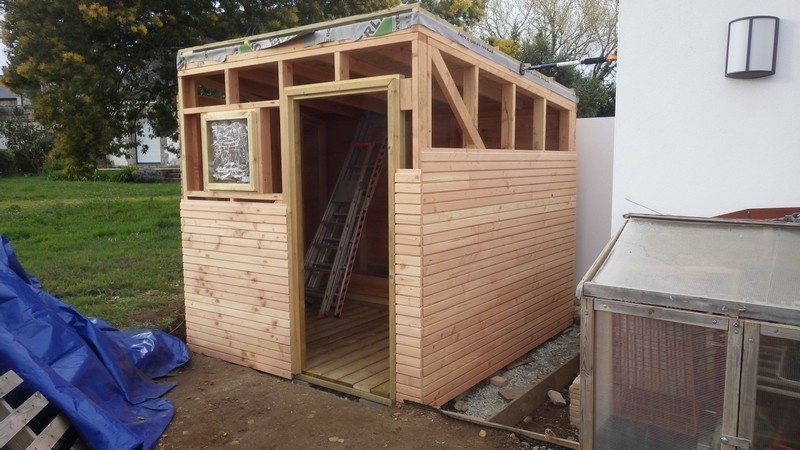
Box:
[304,302,390,397]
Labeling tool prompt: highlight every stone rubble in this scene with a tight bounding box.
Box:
[453,325,580,420]
[546,390,567,406]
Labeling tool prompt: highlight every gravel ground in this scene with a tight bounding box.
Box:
[451,325,581,420]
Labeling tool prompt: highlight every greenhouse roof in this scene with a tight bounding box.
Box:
[579,214,800,325]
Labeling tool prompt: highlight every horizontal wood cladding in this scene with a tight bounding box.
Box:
[394,149,576,405]
[181,199,292,378]
[394,169,424,402]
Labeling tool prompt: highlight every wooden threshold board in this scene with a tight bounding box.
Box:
[303,301,390,398]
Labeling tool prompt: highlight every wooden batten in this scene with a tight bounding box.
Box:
[177,4,577,407]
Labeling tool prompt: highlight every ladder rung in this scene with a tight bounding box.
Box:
[312,239,339,247]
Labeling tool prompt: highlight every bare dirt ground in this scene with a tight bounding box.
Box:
[152,320,579,450]
[156,352,531,450]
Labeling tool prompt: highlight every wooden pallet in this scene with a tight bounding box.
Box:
[304,301,390,398]
[0,370,87,450]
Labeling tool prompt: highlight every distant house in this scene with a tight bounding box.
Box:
[106,121,179,168]
[0,84,179,168]
[0,84,28,151]
[0,84,23,110]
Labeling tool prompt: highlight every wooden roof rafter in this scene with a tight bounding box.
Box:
[422,32,575,111]
[177,4,575,103]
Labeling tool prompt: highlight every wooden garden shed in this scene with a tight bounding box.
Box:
[176,3,578,406]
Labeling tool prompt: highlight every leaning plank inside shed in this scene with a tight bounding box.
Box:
[177,3,578,406]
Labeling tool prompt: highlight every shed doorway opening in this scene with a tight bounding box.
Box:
[284,77,402,404]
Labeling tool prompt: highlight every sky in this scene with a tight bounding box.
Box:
[0,13,5,69]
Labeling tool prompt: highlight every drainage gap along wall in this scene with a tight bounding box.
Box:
[176,3,578,407]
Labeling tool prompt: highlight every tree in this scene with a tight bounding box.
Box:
[419,0,487,29]
[0,1,387,177]
[0,112,53,175]
[0,0,399,175]
[0,1,219,175]
[0,1,487,177]
[477,0,618,117]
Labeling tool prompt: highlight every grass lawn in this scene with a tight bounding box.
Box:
[0,176,184,331]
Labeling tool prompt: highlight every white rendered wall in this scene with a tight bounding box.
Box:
[612,1,800,229]
[136,122,163,164]
[575,117,614,286]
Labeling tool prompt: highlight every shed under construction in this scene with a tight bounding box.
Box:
[177,3,578,406]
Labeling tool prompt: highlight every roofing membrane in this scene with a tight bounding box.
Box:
[176,4,577,102]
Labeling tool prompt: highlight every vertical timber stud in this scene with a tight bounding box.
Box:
[279,60,305,374]
[738,323,760,444]
[579,296,595,450]
[463,66,479,148]
[334,52,350,81]
[501,84,516,149]
[258,109,274,193]
[179,77,202,192]
[177,77,192,196]
[720,318,744,450]
[412,36,431,168]
[559,108,576,151]
[533,98,546,150]
[225,69,240,104]
[386,77,403,401]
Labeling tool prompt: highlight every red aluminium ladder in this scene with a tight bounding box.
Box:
[303,116,387,318]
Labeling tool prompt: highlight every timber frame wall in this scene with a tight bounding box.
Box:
[177,4,578,406]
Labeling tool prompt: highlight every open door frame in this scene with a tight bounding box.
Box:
[281,75,404,402]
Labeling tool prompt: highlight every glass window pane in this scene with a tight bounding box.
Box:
[594,311,727,449]
[753,334,800,449]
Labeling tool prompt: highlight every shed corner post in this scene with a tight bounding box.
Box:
[387,75,404,402]
[411,35,430,168]
[559,106,577,152]
[278,61,305,376]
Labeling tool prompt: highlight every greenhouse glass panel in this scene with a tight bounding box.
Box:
[591,217,800,310]
[593,309,727,450]
[750,331,800,449]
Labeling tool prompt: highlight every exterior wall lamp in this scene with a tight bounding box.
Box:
[725,16,779,79]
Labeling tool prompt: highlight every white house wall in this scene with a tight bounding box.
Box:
[575,117,614,285]
[613,1,800,229]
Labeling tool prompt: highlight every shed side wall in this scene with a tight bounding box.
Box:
[395,148,576,405]
[395,169,425,401]
[181,199,292,377]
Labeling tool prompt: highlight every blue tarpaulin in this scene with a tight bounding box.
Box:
[0,236,189,450]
